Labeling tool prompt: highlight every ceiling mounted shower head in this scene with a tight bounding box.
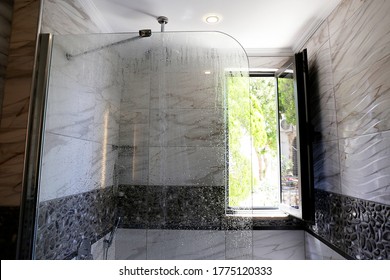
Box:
[157,16,168,32]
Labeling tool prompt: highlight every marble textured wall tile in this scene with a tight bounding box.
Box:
[117,146,149,185]
[331,0,390,138]
[112,229,310,260]
[91,232,115,260]
[46,36,122,145]
[150,72,223,109]
[1,0,40,129]
[146,230,225,260]
[0,0,40,206]
[39,133,117,202]
[0,0,13,55]
[41,0,109,34]
[114,229,147,260]
[304,232,345,260]
[149,108,224,147]
[119,109,149,146]
[225,230,252,260]
[149,147,225,186]
[0,127,25,205]
[339,131,390,204]
[306,0,390,204]
[0,0,13,116]
[327,0,367,36]
[252,230,305,260]
[312,140,341,193]
[121,71,151,109]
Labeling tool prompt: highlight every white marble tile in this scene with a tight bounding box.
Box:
[149,147,225,186]
[149,108,224,147]
[225,230,252,260]
[330,0,390,138]
[39,133,117,201]
[46,36,122,145]
[92,233,115,260]
[118,146,149,185]
[41,0,107,34]
[50,35,123,90]
[304,232,345,260]
[252,230,305,260]
[339,131,390,204]
[119,109,149,146]
[114,229,147,260]
[121,71,151,109]
[150,71,224,109]
[45,85,95,140]
[90,140,117,189]
[146,230,225,260]
[313,141,341,193]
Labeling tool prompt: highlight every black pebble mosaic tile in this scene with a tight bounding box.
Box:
[119,185,225,230]
[312,189,390,260]
[35,186,116,260]
[118,185,305,231]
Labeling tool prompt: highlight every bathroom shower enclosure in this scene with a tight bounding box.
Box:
[18,31,255,259]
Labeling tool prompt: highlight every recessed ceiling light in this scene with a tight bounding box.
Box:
[203,14,222,24]
[204,70,212,75]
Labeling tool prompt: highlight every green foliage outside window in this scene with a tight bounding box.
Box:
[228,76,278,207]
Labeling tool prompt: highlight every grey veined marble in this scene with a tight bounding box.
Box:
[304,232,345,260]
[252,230,305,260]
[331,0,390,138]
[340,130,390,204]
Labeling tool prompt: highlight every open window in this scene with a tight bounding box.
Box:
[227,49,314,222]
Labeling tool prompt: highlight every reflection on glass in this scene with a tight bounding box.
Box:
[278,69,300,209]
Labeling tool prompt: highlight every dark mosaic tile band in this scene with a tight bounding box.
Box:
[35,186,116,260]
[118,185,305,230]
[312,189,390,260]
[0,207,19,260]
[118,185,225,230]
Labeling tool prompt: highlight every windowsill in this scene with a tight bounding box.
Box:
[226,209,289,219]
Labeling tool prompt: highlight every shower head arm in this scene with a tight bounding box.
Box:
[157,16,168,32]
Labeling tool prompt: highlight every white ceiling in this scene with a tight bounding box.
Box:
[89,0,341,55]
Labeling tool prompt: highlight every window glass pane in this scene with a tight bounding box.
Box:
[227,76,251,208]
[227,76,279,208]
[278,73,299,209]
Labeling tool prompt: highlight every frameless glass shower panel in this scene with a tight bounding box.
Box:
[34,33,141,259]
[33,32,251,260]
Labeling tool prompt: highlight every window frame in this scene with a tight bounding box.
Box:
[226,50,314,222]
